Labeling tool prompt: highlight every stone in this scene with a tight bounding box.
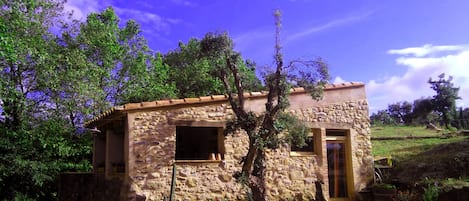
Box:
[186,178,197,187]
[218,174,232,182]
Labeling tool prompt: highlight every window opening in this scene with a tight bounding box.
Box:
[291,136,314,152]
[175,126,223,160]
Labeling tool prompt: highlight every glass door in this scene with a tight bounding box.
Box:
[327,140,349,200]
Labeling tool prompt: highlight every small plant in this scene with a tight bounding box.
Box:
[393,190,418,201]
[422,183,439,201]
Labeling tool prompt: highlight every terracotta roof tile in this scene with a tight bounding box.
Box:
[141,101,157,107]
[184,97,200,103]
[170,99,184,104]
[211,95,227,101]
[291,87,305,92]
[124,103,141,110]
[199,96,212,102]
[156,100,171,105]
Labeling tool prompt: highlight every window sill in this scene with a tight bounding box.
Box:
[175,160,223,163]
[290,152,316,157]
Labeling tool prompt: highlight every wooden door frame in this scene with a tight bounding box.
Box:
[326,131,355,201]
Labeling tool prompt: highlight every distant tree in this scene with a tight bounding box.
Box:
[387,101,413,125]
[370,109,395,125]
[411,97,434,124]
[428,73,460,128]
[454,107,469,129]
[200,10,329,200]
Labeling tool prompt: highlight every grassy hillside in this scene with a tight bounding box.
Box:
[371,125,469,192]
[371,126,442,138]
[371,126,465,161]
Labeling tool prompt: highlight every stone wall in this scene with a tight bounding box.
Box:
[126,92,373,200]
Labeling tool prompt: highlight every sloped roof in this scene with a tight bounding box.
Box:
[84,82,364,127]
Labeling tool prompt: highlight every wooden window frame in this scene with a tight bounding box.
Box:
[290,128,321,157]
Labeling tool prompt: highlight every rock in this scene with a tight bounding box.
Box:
[186,178,197,187]
[289,170,303,180]
[426,123,441,131]
[218,174,232,182]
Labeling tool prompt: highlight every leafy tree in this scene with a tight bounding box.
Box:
[411,97,434,124]
[428,73,460,128]
[112,19,176,104]
[200,10,329,200]
[1,4,170,199]
[165,37,262,98]
[0,0,64,129]
[387,101,413,125]
[0,119,92,200]
[370,109,395,125]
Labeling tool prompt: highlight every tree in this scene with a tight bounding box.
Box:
[200,10,329,200]
[370,109,395,125]
[1,4,172,199]
[165,37,262,98]
[0,0,64,129]
[387,101,413,125]
[112,19,176,104]
[428,73,460,128]
[0,118,92,200]
[411,97,434,124]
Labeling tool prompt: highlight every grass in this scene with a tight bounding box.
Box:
[372,136,466,160]
[371,125,465,161]
[372,125,469,193]
[371,125,443,138]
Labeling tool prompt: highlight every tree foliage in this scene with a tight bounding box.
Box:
[0,120,92,200]
[165,36,262,98]
[0,3,176,199]
[371,73,464,129]
[202,10,329,200]
[428,73,460,128]
[387,101,413,125]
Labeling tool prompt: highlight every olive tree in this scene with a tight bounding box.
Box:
[200,10,329,200]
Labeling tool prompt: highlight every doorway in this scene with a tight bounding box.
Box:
[327,130,352,201]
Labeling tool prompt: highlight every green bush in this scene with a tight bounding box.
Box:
[0,119,92,200]
[422,184,439,201]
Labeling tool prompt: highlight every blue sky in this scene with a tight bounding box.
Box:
[65,0,469,113]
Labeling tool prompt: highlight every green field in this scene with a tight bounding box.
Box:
[371,125,442,138]
[371,126,466,161]
[372,136,466,160]
[371,126,469,188]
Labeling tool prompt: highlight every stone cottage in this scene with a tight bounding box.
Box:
[84,82,373,201]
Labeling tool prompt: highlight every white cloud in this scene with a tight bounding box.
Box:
[333,76,346,84]
[287,10,375,42]
[64,1,181,36]
[170,0,196,7]
[64,0,105,20]
[367,44,469,113]
[388,44,466,57]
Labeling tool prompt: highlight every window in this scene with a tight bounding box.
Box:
[290,128,319,156]
[175,126,224,161]
[291,136,314,152]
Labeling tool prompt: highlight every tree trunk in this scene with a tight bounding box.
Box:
[249,150,267,201]
[249,176,267,201]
